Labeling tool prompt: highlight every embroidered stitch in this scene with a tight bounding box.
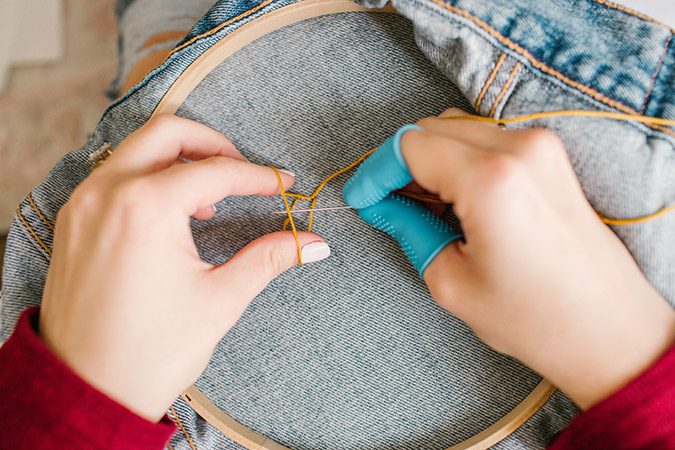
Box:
[476,53,506,112]
[88,142,113,169]
[597,205,675,225]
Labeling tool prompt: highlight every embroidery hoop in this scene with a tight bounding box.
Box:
[151,1,556,448]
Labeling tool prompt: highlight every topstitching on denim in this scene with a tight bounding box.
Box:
[589,0,674,32]
[475,53,506,112]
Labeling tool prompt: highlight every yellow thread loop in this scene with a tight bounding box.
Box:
[597,205,675,226]
[272,110,675,263]
[441,110,675,127]
[271,167,303,265]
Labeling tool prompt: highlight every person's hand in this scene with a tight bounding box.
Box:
[343,109,675,409]
[39,115,330,422]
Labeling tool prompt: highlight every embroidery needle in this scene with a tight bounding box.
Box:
[271,205,355,215]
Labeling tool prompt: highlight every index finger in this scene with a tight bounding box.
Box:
[107,114,245,173]
[147,157,295,216]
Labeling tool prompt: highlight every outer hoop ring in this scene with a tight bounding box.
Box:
[151,1,556,449]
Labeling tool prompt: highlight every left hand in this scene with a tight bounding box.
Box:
[39,115,330,422]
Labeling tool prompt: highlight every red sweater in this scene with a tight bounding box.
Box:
[1,307,674,449]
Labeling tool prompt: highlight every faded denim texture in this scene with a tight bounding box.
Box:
[114,0,216,94]
[2,1,674,449]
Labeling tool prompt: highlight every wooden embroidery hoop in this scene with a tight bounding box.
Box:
[151,1,556,449]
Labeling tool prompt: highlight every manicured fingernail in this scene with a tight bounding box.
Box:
[212,204,218,213]
[279,169,295,177]
[301,241,330,264]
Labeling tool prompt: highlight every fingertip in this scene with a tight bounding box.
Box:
[278,168,295,177]
[300,240,331,264]
[271,167,296,192]
[192,204,217,221]
[437,107,470,119]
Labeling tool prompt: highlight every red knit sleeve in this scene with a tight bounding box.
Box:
[550,344,675,449]
[0,307,176,449]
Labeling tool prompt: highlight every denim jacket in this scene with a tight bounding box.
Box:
[2,1,673,449]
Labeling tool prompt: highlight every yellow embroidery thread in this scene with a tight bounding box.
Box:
[271,167,304,265]
[272,110,675,262]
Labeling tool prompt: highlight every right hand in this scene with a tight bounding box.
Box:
[343,109,675,409]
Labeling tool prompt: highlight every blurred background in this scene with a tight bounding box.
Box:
[0,0,116,284]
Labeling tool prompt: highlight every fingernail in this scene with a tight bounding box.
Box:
[212,204,218,213]
[279,168,295,177]
[300,241,330,264]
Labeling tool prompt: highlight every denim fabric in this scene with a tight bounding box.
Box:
[172,13,567,450]
[113,0,216,94]
[2,1,674,449]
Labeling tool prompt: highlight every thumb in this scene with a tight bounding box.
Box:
[359,195,462,277]
[210,231,330,306]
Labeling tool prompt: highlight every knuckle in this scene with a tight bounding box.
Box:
[67,183,100,216]
[470,153,526,207]
[437,107,467,118]
[109,178,158,219]
[416,116,442,129]
[115,178,155,202]
[264,244,290,279]
[479,153,521,187]
[513,128,563,163]
[146,113,178,131]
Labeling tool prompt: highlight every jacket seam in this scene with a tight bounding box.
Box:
[27,192,55,232]
[641,33,672,114]
[17,204,53,257]
[108,0,277,110]
[476,53,506,112]
[163,0,275,65]
[425,0,636,115]
[424,0,675,138]
[653,124,675,137]
[490,62,521,117]
[589,0,675,33]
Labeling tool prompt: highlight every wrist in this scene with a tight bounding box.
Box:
[551,293,675,409]
[39,319,172,422]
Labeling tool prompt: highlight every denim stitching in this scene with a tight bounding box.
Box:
[476,53,506,112]
[169,406,197,450]
[425,0,636,115]
[589,0,674,33]
[641,33,672,114]
[654,124,675,137]
[17,204,52,257]
[162,0,275,66]
[106,0,279,114]
[490,62,521,118]
[27,192,54,232]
